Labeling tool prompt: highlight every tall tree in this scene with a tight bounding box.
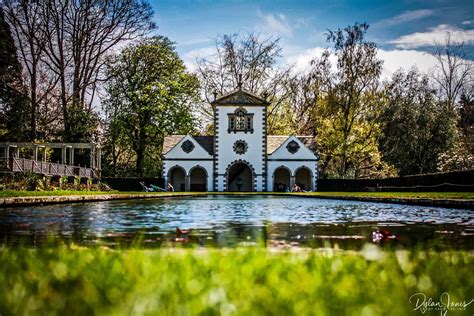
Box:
[432,34,474,110]
[0,7,29,140]
[286,66,327,137]
[39,0,155,141]
[2,1,55,141]
[437,91,474,172]
[195,32,291,132]
[429,34,474,172]
[459,92,474,136]
[103,36,200,176]
[302,23,386,178]
[380,69,457,175]
[3,0,155,142]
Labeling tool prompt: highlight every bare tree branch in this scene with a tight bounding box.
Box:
[432,33,474,110]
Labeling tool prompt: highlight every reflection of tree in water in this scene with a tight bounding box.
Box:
[60,202,132,245]
[68,204,94,243]
[208,222,268,247]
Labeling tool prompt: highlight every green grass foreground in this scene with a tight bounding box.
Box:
[0,246,472,315]
[0,190,472,200]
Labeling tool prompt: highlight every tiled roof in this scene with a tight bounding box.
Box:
[193,136,214,155]
[162,135,185,155]
[162,135,214,155]
[266,136,288,154]
[163,135,316,156]
[267,136,316,154]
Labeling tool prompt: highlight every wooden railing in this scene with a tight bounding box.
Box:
[0,157,96,178]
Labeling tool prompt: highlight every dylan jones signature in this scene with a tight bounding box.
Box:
[409,292,473,315]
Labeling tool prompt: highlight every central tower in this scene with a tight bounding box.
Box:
[211,86,270,191]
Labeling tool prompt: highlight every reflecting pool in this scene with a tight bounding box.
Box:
[0,195,472,249]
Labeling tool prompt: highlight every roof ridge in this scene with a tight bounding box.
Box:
[211,89,270,105]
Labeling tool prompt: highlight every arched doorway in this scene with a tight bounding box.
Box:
[227,162,253,192]
[295,167,312,191]
[168,166,186,192]
[189,166,207,192]
[273,167,291,192]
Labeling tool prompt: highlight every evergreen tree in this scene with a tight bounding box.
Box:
[0,7,29,141]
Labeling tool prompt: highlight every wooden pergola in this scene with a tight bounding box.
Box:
[0,142,101,178]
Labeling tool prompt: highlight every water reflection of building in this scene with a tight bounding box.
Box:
[162,84,318,192]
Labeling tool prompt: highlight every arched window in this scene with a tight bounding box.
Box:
[228,107,253,133]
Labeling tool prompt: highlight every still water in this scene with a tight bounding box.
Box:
[0,195,473,249]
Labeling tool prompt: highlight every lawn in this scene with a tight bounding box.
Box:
[0,246,472,315]
[0,190,201,198]
[298,191,474,200]
[0,189,119,197]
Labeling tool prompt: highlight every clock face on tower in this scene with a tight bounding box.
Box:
[233,140,248,154]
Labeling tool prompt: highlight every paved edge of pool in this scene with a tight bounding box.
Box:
[0,193,208,207]
[0,193,473,210]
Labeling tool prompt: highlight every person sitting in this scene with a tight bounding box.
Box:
[139,181,152,192]
[291,183,301,192]
[150,184,166,192]
[277,182,284,192]
[140,182,167,192]
[167,183,174,192]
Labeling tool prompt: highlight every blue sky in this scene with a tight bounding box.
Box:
[149,0,474,76]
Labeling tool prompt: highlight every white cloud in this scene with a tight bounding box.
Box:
[257,10,292,36]
[378,9,434,26]
[388,24,474,48]
[285,47,441,79]
[286,47,333,74]
[178,38,212,46]
[181,46,216,72]
[182,37,472,81]
[376,49,439,79]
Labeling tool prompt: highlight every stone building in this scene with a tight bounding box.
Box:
[161,86,318,192]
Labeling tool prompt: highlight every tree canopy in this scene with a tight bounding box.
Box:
[295,23,387,178]
[379,69,457,175]
[0,8,472,178]
[2,0,155,142]
[195,32,292,132]
[103,36,200,176]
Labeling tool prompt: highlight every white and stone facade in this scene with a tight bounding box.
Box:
[162,88,318,192]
